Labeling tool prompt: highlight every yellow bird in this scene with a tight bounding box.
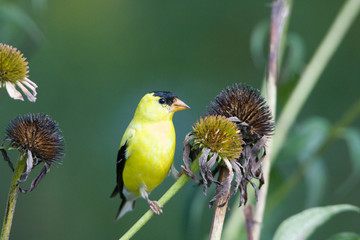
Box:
[110,91,190,220]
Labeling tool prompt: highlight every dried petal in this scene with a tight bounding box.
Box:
[199,148,211,194]
[209,159,233,208]
[5,81,23,101]
[16,81,36,102]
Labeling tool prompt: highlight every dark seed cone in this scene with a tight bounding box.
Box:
[206,83,274,145]
[2,113,65,193]
[4,113,65,164]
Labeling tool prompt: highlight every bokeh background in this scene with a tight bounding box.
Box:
[1,0,360,239]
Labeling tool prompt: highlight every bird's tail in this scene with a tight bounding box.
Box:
[115,199,136,220]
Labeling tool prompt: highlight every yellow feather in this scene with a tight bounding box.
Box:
[121,93,176,195]
[113,91,189,219]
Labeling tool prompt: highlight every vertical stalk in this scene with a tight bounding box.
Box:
[209,167,231,240]
[253,1,289,239]
[1,154,27,240]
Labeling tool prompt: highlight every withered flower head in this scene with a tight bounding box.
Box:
[0,43,38,102]
[183,116,244,207]
[192,116,243,161]
[183,83,273,208]
[2,113,65,193]
[207,83,274,145]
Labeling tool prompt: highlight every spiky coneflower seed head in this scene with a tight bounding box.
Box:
[191,115,243,161]
[207,83,274,144]
[4,114,64,164]
[0,44,29,85]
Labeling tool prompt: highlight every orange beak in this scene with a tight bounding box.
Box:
[170,98,190,112]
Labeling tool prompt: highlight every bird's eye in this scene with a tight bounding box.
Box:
[159,98,166,104]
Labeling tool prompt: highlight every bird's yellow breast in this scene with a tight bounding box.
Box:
[122,120,176,195]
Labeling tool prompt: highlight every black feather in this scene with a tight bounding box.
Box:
[110,141,127,199]
[151,91,177,106]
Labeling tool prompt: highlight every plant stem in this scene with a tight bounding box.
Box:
[209,166,231,240]
[221,193,247,240]
[272,0,360,163]
[119,157,200,240]
[1,154,27,240]
[252,1,288,239]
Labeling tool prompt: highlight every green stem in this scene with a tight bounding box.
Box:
[272,0,360,163]
[119,157,200,240]
[1,154,27,240]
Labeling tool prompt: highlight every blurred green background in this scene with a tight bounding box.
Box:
[1,0,360,239]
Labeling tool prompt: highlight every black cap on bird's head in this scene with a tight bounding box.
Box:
[152,91,177,106]
[152,91,190,112]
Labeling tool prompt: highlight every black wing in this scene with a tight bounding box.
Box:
[110,141,127,199]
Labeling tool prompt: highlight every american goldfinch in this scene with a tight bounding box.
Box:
[110,91,190,220]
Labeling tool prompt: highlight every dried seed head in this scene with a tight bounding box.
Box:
[182,83,273,208]
[207,83,274,144]
[192,116,243,161]
[0,44,28,84]
[4,113,64,164]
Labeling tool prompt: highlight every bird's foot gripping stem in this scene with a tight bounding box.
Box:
[140,185,163,215]
[148,200,163,215]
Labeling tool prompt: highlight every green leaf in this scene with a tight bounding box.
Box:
[279,117,330,163]
[327,232,360,240]
[281,32,306,80]
[273,204,360,240]
[337,128,360,194]
[304,157,327,207]
[250,19,269,69]
[342,128,360,173]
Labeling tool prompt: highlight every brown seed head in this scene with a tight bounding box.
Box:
[4,114,64,164]
[207,83,274,144]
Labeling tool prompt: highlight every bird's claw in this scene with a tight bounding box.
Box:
[149,201,163,215]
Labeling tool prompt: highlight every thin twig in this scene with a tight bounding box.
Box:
[1,154,27,240]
